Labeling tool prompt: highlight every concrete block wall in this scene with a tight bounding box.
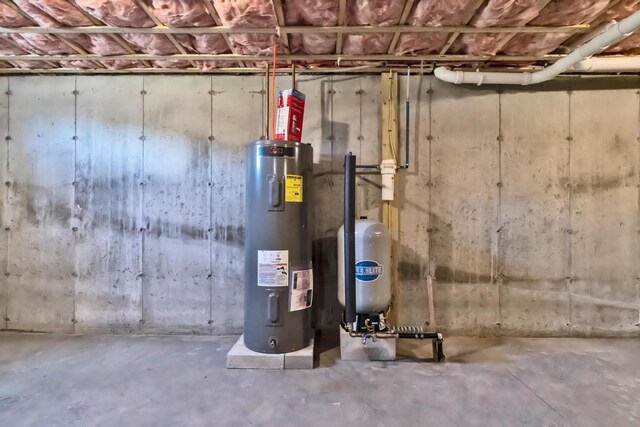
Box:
[0,75,638,337]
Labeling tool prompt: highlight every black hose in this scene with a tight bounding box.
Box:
[343,153,357,324]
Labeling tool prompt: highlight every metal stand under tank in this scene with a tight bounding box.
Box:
[243,140,314,354]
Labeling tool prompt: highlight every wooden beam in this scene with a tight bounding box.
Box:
[200,0,246,68]
[336,0,346,54]
[272,0,291,54]
[0,0,90,68]
[484,0,554,57]
[381,71,399,326]
[5,63,635,75]
[0,53,570,62]
[67,0,152,68]
[133,0,197,68]
[440,0,486,55]
[55,36,105,69]
[0,24,592,35]
[0,65,439,74]
[387,0,415,54]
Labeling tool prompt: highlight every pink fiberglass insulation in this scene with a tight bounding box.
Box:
[101,59,145,69]
[594,0,640,54]
[608,33,640,54]
[149,0,229,55]
[591,0,640,26]
[14,0,93,26]
[197,60,237,70]
[150,0,214,27]
[12,0,60,26]
[12,0,129,56]
[172,34,230,55]
[12,60,57,69]
[191,34,230,53]
[284,0,338,54]
[0,36,27,55]
[211,0,280,54]
[452,0,549,56]
[172,33,231,56]
[343,0,404,54]
[122,34,180,55]
[394,0,480,54]
[501,0,610,56]
[84,34,128,55]
[75,0,154,27]
[10,34,76,55]
[60,60,98,69]
[153,60,192,68]
[0,4,34,26]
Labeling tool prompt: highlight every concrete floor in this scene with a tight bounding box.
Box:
[0,333,639,427]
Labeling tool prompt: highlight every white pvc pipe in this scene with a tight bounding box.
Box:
[571,56,640,72]
[434,10,640,85]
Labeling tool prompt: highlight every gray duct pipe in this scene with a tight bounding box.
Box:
[434,10,640,85]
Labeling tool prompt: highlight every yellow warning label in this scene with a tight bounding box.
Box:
[285,174,303,203]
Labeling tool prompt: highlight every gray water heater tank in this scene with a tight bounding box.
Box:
[244,140,313,353]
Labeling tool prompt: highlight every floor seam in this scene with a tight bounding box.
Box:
[505,367,576,427]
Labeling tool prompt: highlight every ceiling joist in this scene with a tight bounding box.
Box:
[336,0,347,54]
[199,0,246,68]
[0,53,564,63]
[440,0,487,55]
[387,0,416,54]
[132,0,197,68]
[65,0,152,68]
[0,24,591,35]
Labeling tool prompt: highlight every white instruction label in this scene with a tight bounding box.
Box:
[290,269,313,311]
[257,250,289,287]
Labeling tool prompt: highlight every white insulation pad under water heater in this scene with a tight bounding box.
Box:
[226,335,314,370]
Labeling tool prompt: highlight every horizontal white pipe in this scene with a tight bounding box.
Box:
[434,10,640,85]
[572,56,640,72]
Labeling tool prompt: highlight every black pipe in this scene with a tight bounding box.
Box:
[343,153,357,325]
[397,332,441,340]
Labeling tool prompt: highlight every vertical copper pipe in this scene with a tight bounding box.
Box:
[264,62,270,139]
[271,45,276,139]
[291,64,296,90]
